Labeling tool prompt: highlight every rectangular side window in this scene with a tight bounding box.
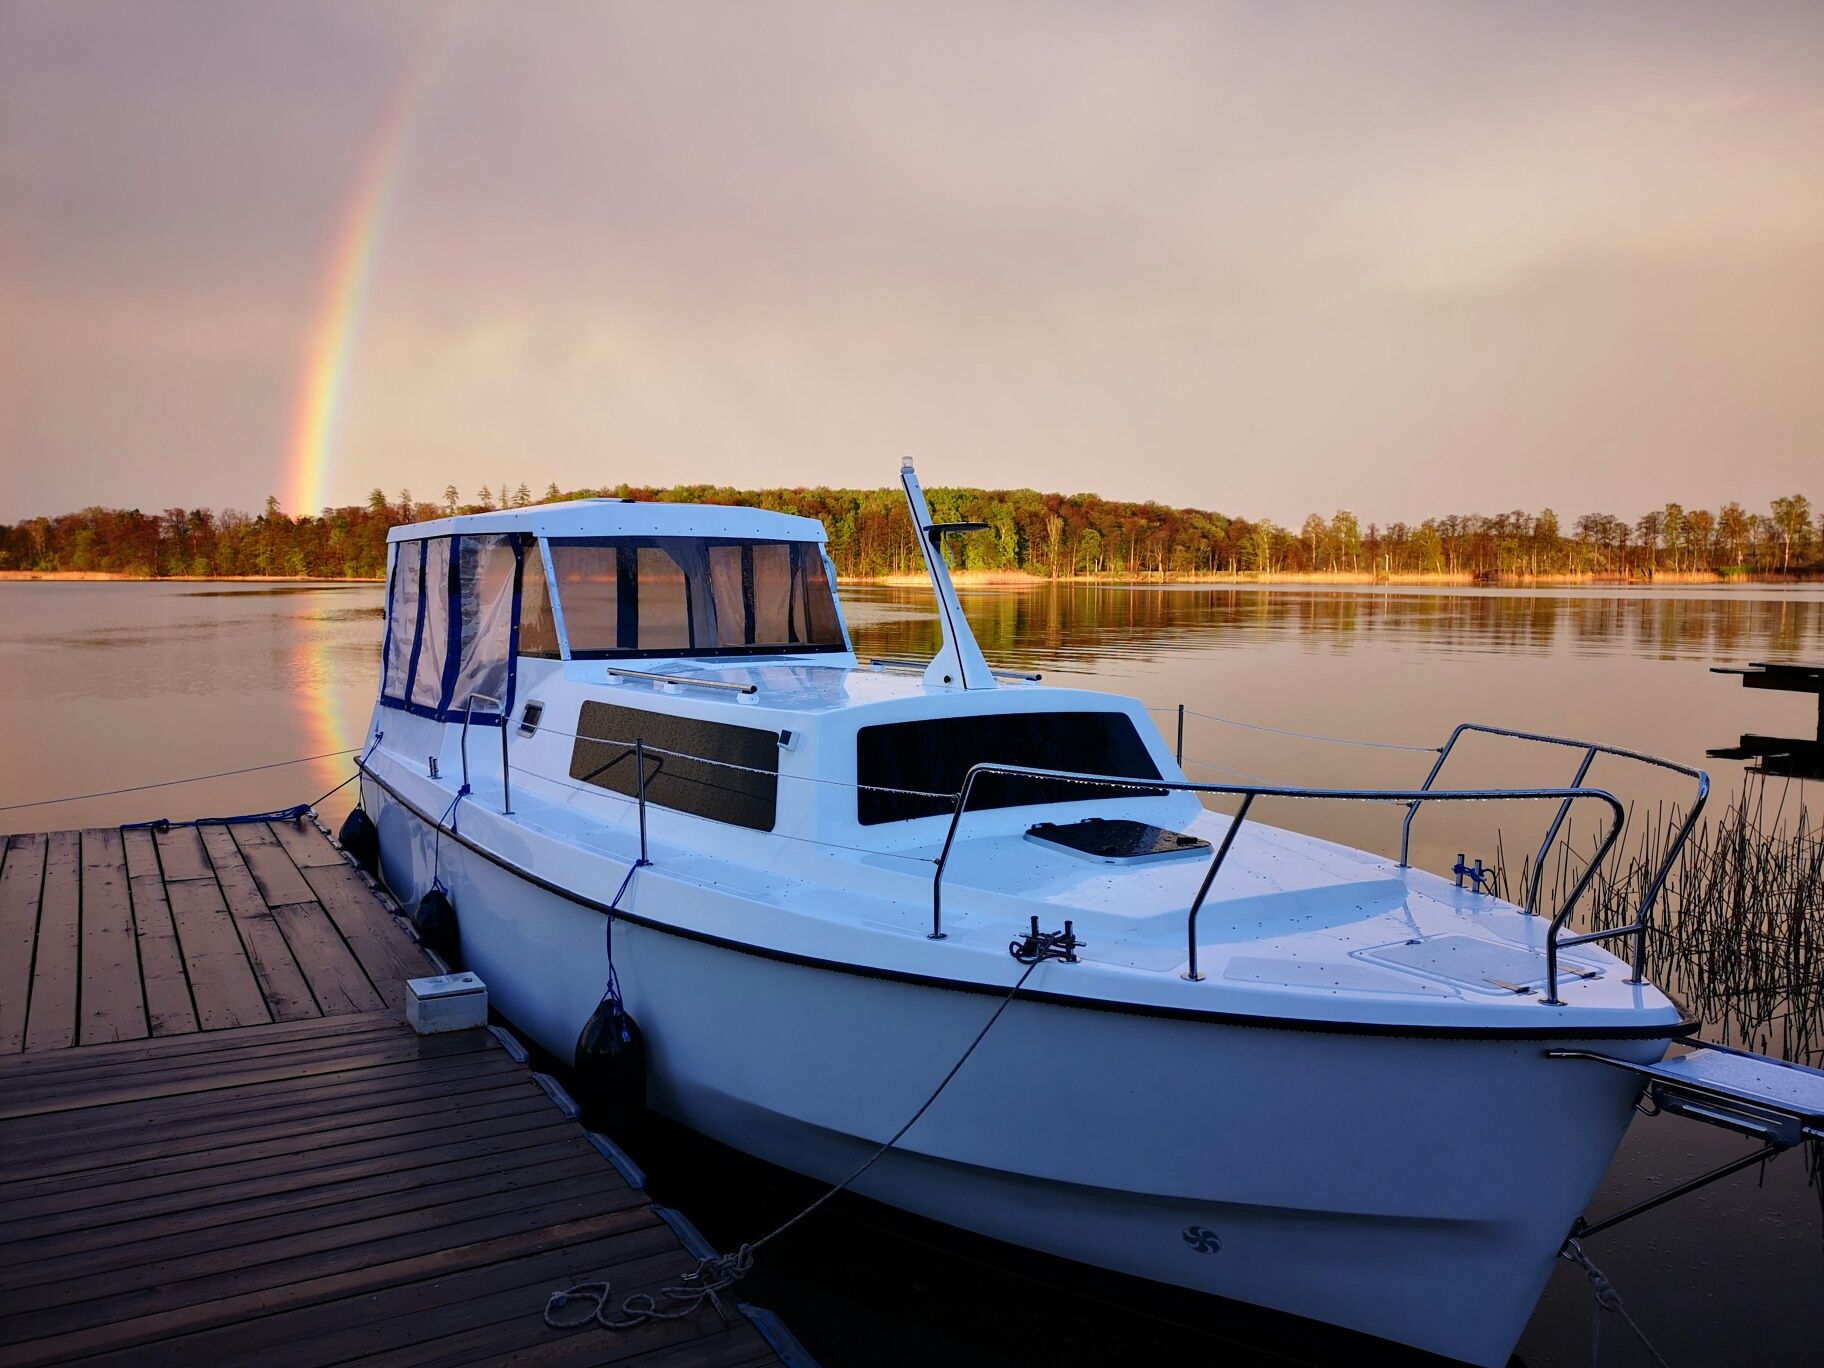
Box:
[856,712,1162,825]
[636,545,694,651]
[382,542,421,702]
[518,539,561,658]
[410,537,454,710]
[452,534,518,713]
[569,700,779,831]
[551,542,620,650]
[546,536,845,658]
[795,545,843,645]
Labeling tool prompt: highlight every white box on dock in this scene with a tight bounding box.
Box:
[405,972,488,1033]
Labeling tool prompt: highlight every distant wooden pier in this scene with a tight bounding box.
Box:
[0,818,800,1367]
[1709,660,1824,779]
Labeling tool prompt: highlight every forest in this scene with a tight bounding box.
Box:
[1,482,1820,582]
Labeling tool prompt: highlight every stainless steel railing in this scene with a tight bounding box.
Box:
[868,657,1042,683]
[930,761,1629,1005]
[607,666,758,695]
[1398,723,1708,999]
[461,692,512,815]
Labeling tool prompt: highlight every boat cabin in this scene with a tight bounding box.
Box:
[370,493,1184,853]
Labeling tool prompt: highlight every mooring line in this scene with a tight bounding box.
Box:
[1175,706,1441,754]
[546,955,1044,1332]
[0,747,362,813]
[1560,1237,1673,1368]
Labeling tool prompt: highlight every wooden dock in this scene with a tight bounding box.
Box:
[0,819,798,1368]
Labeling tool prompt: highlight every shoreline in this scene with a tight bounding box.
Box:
[844,569,1824,588]
[0,571,385,584]
[5,568,1818,588]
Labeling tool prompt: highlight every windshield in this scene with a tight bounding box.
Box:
[546,536,846,658]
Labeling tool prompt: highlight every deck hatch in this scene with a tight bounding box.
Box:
[1355,934,1601,994]
[1025,818,1209,864]
[570,700,779,831]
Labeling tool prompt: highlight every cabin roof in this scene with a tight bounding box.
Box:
[386,498,829,545]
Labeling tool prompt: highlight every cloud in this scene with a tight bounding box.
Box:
[3,0,1822,521]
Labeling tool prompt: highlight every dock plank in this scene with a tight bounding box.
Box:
[2,1148,608,1298]
[121,828,197,1037]
[152,823,213,882]
[0,820,784,1368]
[229,821,318,906]
[164,879,271,1031]
[76,829,147,1046]
[0,1200,656,1357]
[22,832,81,1052]
[267,817,349,869]
[0,1089,557,1215]
[0,1063,531,1185]
[0,1028,488,1123]
[271,901,386,1016]
[76,1226,684,1368]
[304,860,429,1006]
[199,826,319,1021]
[0,834,48,1053]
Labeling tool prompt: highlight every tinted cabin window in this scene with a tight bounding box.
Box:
[637,545,692,650]
[552,543,620,651]
[856,712,1162,825]
[569,700,779,831]
[547,537,844,658]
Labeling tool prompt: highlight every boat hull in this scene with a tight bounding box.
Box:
[372,782,1660,1367]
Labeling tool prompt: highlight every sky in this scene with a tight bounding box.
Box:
[0,0,1820,526]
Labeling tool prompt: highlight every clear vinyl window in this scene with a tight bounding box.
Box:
[545,536,845,659]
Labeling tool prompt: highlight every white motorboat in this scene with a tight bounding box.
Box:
[352,461,1822,1366]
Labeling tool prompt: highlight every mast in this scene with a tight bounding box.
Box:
[899,458,997,691]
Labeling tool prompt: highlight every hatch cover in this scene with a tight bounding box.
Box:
[1024,817,1211,865]
[1355,934,1602,995]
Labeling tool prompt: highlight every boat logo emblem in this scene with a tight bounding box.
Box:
[1181,1225,1222,1255]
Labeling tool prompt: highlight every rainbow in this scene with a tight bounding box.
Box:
[284,31,449,801]
[283,41,441,518]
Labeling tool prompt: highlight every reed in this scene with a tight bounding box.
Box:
[1497,782,1824,1067]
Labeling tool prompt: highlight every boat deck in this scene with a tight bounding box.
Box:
[0,819,796,1368]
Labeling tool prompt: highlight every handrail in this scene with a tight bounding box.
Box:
[930,761,1627,1005]
[461,693,511,814]
[1399,722,1709,993]
[868,657,1042,683]
[606,666,758,695]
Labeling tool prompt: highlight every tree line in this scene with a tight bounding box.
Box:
[2,482,1819,581]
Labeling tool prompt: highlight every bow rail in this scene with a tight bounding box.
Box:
[932,761,1631,1005]
[1400,723,1708,1000]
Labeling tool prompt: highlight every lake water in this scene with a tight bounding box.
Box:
[3,579,1822,1365]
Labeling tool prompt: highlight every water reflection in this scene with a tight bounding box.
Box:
[3,579,1822,1362]
[848,583,1824,669]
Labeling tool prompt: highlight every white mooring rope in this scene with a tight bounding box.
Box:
[544,955,1045,1332]
[1560,1237,1673,1368]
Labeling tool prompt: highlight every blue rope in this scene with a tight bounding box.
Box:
[121,803,312,832]
[429,784,469,894]
[601,857,650,1041]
